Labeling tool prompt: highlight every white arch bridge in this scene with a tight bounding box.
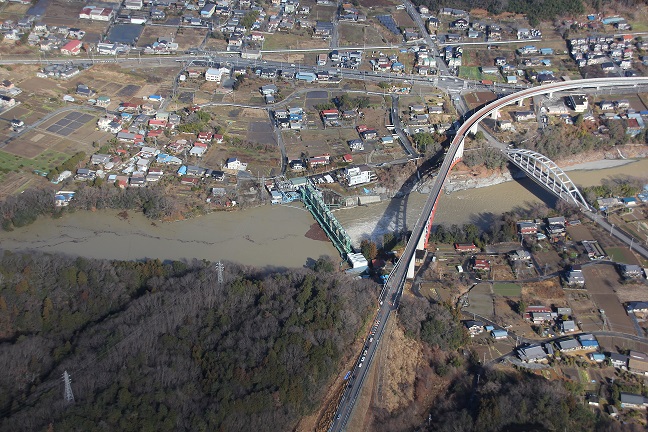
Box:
[504,148,591,211]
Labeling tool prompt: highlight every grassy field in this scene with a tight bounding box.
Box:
[0,148,68,174]
[493,282,522,297]
[458,66,481,81]
[606,246,641,266]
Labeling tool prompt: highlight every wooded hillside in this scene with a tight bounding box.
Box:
[0,252,376,431]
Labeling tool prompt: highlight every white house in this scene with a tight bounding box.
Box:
[345,165,372,186]
[225,157,248,171]
[205,67,230,83]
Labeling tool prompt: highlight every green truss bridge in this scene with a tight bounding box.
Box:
[300,183,353,256]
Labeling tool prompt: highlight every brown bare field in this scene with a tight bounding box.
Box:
[522,278,567,307]
[491,263,514,280]
[565,290,603,332]
[202,37,228,51]
[533,248,563,274]
[0,171,40,199]
[138,26,178,48]
[174,27,209,50]
[583,264,635,334]
[392,10,415,28]
[358,0,396,7]
[616,282,648,303]
[566,224,596,242]
[597,335,648,356]
[2,136,49,158]
[463,91,497,110]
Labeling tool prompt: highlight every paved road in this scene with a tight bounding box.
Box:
[390,95,417,156]
[586,211,648,260]
[402,0,448,76]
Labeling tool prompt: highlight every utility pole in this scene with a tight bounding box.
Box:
[62,371,74,403]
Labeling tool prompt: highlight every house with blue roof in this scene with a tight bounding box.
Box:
[491,329,508,339]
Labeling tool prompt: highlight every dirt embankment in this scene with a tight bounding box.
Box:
[430,145,648,194]
[353,317,451,432]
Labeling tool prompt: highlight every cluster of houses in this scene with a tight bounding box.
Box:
[413,46,437,75]
[524,305,579,335]
[442,45,463,69]
[369,52,405,73]
[329,50,362,70]
[72,132,236,189]
[407,103,444,126]
[272,107,305,130]
[463,320,508,339]
[319,108,356,127]
[425,7,540,44]
[568,34,641,72]
[515,216,568,243]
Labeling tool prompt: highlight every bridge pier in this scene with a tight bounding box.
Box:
[517,98,525,107]
[469,122,479,135]
[491,109,499,119]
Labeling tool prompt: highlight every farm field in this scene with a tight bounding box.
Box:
[606,246,641,266]
[583,264,635,334]
[493,283,521,297]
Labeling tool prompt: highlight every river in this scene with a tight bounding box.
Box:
[0,159,646,264]
[334,158,648,245]
[0,205,338,268]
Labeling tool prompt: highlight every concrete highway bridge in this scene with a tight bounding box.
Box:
[331,76,648,432]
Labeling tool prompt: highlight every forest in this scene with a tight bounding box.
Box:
[423,367,640,431]
[0,252,377,431]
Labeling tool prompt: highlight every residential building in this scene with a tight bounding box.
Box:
[205,67,230,83]
[517,344,549,362]
[565,268,585,286]
[609,352,629,369]
[620,393,648,409]
[517,221,538,234]
[454,243,478,252]
[620,264,643,279]
[345,165,372,186]
[562,320,577,333]
[491,329,508,339]
[473,258,490,271]
[556,338,580,351]
[627,302,648,313]
[225,157,247,171]
[567,94,588,112]
[463,320,483,336]
[509,250,531,261]
[60,39,82,55]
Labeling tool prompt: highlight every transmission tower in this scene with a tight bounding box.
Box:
[62,371,74,403]
[216,261,224,285]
